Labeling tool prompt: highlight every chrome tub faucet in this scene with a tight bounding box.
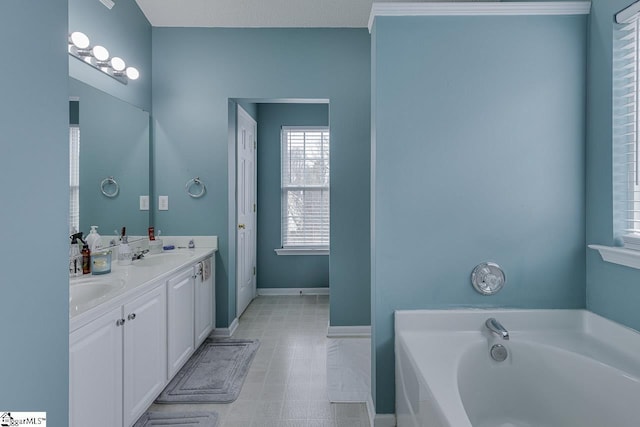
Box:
[485,317,509,340]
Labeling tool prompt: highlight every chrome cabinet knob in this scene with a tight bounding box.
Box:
[127,313,136,321]
[116,319,125,327]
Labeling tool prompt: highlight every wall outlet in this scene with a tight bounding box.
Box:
[139,195,149,211]
[159,195,169,211]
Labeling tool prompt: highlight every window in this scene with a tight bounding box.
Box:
[278,126,330,254]
[69,125,80,234]
[613,9,640,246]
[591,4,640,268]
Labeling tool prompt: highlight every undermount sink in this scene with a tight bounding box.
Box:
[132,251,195,267]
[70,277,125,308]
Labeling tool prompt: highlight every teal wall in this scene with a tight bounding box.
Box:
[152,28,371,328]
[585,0,640,330]
[0,1,69,424]
[371,15,587,414]
[69,0,152,111]
[256,103,330,289]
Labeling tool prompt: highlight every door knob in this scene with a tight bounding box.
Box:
[238,224,246,229]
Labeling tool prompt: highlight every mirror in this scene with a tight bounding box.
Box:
[69,77,150,237]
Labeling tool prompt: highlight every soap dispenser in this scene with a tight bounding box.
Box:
[118,227,132,266]
[86,225,102,252]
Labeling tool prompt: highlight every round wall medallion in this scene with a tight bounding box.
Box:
[471,262,506,295]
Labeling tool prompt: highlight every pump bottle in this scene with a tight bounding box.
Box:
[86,225,102,252]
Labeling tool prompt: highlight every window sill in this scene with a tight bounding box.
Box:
[275,248,329,256]
[589,244,640,270]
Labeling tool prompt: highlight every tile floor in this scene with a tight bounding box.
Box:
[148,294,371,427]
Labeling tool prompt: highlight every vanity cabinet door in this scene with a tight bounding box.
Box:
[195,256,215,347]
[167,267,195,378]
[123,283,167,427]
[69,306,124,427]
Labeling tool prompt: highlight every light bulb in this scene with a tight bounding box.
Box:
[110,57,126,71]
[69,32,90,49]
[92,45,109,62]
[125,67,139,80]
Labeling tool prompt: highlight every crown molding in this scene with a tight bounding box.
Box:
[368,2,592,32]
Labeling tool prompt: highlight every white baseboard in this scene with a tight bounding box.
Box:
[211,317,238,338]
[327,325,371,338]
[375,413,397,427]
[366,395,376,427]
[257,287,329,296]
[366,395,396,427]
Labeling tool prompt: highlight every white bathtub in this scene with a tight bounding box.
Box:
[395,309,640,427]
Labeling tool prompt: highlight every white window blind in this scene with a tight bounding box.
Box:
[281,126,330,248]
[69,126,80,234]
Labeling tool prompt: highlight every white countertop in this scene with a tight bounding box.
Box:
[70,246,216,332]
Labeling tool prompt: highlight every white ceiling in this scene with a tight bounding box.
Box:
[134,0,494,28]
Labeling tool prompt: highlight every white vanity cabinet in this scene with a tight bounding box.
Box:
[166,256,215,378]
[195,256,215,347]
[122,284,167,426]
[70,248,217,427]
[69,306,123,427]
[167,267,195,378]
[69,282,166,427]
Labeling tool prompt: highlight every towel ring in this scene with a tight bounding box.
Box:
[186,177,206,198]
[100,176,119,198]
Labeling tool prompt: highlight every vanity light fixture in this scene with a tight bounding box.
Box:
[92,45,110,62]
[110,57,126,72]
[69,32,90,50]
[68,31,140,84]
[125,67,139,80]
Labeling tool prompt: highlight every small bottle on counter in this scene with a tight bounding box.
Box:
[81,243,91,274]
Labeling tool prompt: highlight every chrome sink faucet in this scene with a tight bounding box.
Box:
[485,318,509,340]
[133,248,149,260]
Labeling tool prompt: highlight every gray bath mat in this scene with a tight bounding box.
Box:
[156,338,259,404]
[133,411,218,426]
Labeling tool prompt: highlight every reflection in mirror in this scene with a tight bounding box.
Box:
[69,77,150,237]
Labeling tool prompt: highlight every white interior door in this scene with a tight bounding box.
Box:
[236,106,257,317]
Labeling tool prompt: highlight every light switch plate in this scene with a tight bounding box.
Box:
[139,195,149,211]
[159,195,169,211]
